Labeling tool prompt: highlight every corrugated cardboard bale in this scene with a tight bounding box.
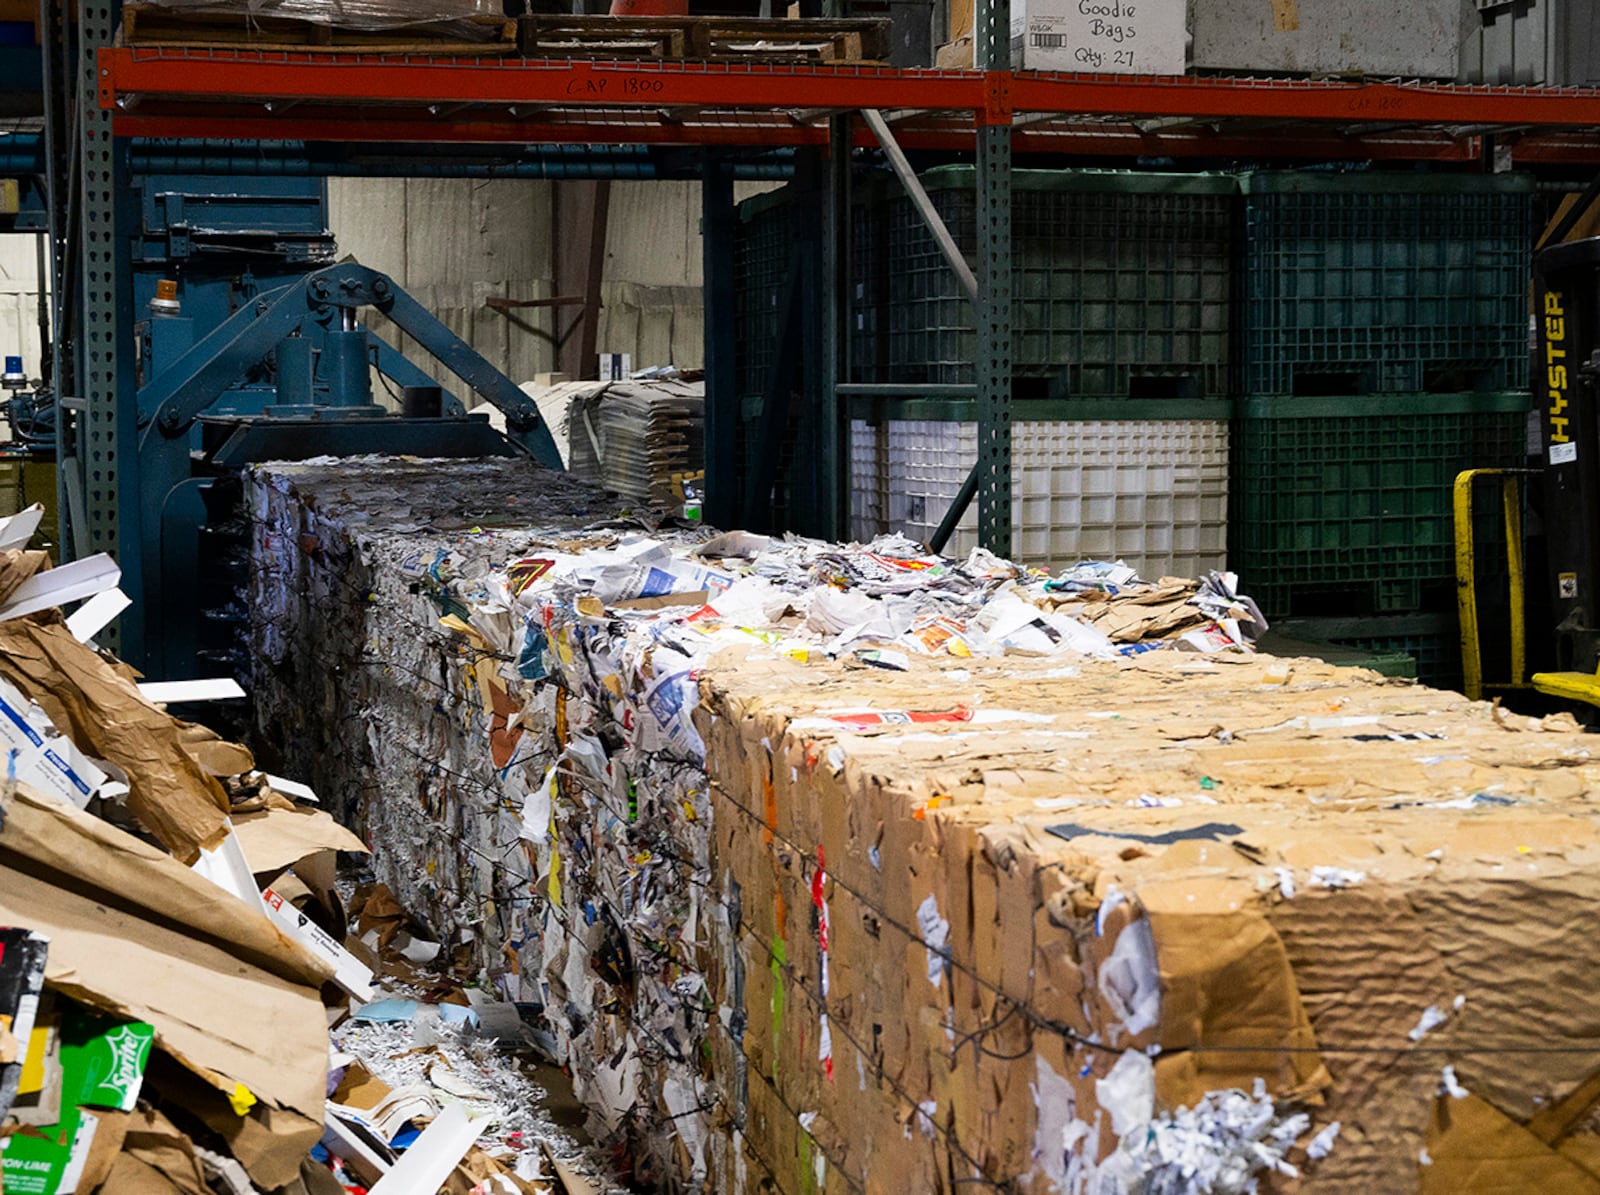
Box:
[1425,1092,1600,1193]
[693,649,1600,1191]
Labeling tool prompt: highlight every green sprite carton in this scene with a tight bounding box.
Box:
[0,1006,153,1194]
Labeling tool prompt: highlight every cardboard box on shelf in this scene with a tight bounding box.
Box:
[936,0,973,65]
[939,0,1186,71]
[1011,0,1186,73]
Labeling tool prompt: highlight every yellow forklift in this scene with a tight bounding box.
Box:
[1460,184,1600,709]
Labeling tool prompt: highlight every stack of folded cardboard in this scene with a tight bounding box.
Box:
[531,379,705,509]
[0,500,604,1194]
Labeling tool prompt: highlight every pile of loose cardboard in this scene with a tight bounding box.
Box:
[0,515,584,1194]
[0,613,358,1191]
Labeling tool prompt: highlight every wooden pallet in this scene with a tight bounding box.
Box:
[515,14,889,63]
[121,4,517,53]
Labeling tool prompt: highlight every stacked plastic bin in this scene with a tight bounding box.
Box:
[878,403,1229,581]
[1230,171,1536,688]
[733,189,790,403]
[734,184,884,529]
[842,169,1238,576]
[872,167,1235,397]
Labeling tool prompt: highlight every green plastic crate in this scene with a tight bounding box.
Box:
[1257,629,1417,678]
[875,167,1237,397]
[733,188,793,400]
[1242,171,1534,396]
[1274,612,1470,692]
[1230,392,1531,618]
[734,180,889,399]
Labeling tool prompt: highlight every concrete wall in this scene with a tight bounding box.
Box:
[328,176,782,387]
[598,180,782,371]
[328,177,558,398]
[597,180,708,371]
[0,233,49,382]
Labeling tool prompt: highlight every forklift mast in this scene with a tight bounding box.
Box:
[1533,237,1600,677]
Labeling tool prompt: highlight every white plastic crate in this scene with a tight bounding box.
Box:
[849,419,888,543]
[875,419,1228,578]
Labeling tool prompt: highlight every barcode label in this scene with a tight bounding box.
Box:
[1031,32,1067,46]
